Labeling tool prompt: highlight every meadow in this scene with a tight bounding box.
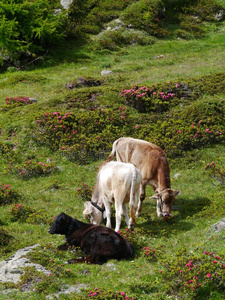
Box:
[0,2,225,298]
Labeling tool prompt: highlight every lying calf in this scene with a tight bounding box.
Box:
[48,212,134,264]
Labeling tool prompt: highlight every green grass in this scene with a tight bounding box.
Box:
[0,22,225,300]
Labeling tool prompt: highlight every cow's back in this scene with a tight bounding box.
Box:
[67,225,134,263]
[113,138,166,179]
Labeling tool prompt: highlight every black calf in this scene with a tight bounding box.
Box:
[48,212,134,264]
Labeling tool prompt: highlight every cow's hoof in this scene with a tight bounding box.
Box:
[130,224,135,231]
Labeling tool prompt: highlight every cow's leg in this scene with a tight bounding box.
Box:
[123,203,129,227]
[136,183,146,217]
[157,198,162,217]
[129,203,136,231]
[104,199,112,229]
[115,202,123,232]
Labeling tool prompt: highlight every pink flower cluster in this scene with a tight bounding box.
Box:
[121,85,175,101]
[2,184,11,190]
[5,96,33,106]
[143,246,155,256]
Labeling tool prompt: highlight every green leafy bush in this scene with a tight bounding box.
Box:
[143,245,164,261]
[67,0,136,36]
[0,228,13,247]
[2,96,34,110]
[77,182,93,202]
[0,141,15,161]
[121,0,170,37]
[10,203,33,222]
[121,81,195,113]
[205,161,225,185]
[35,108,130,163]
[118,229,139,249]
[9,160,58,179]
[161,248,225,298]
[92,28,155,51]
[10,203,52,224]
[0,0,66,65]
[0,184,20,206]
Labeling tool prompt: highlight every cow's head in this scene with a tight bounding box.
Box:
[48,212,71,235]
[83,201,103,225]
[150,189,180,217]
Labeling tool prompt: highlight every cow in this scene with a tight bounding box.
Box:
[107,137,180,217]
[48,212,134,265]
[83,161,142,232]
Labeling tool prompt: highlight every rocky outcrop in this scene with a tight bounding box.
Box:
[0,244,49,284]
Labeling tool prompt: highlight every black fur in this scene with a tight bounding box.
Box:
[48,212,134,264]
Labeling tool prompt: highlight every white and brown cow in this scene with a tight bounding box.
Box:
[83,161,142,232]
[107,137,180,217]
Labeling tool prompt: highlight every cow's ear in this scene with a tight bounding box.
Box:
[173,190,181,197]
[83,202,93,214]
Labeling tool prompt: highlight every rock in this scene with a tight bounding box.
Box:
[0,244,50,284]
[213,218,225,233]
[60,0,72,9]
[101,70,113,76]
[155,55,165,59]
[173,173,181,179]
[214,10,225,21]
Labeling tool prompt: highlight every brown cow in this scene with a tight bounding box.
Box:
[107,137,180,217]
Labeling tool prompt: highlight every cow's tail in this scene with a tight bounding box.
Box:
[106,138,120,162]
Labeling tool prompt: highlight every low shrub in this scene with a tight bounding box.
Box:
[8,160,58,179]
[0,184,21,206]
[77,182,93,202]
[85,288,135,299]
[205,161,225,185]
[197,72,225,95]
[143,245,164,262]
[92,28,155,51]
[118,229,139,249]
[133,117,224,157]
[121,0,170,37]
[0,141,15,161]
[161,248,225,298]
[10,203,33,222]
[35,107,130,163]
[2,96,34,111]
[0,228,13,247]
[121,82,193,113]
[179,15,206,38]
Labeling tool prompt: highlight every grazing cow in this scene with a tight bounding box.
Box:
[107,137,180,217]
[48,212,134,265]
[83,161,142,232]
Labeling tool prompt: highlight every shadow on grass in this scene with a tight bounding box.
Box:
[134,196,211,237]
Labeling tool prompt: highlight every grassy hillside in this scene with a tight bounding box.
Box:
[0,1,225,299]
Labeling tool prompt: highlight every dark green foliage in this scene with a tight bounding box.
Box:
[0,183,21,206]
[121,0,170,37]
[197,72,225,95]
[0,0,66,65]
[8,160,58,179]
[0,228,13,247]
[2,96,33,111]
[67,0,137,36]
[34,107,130,163]
[0,141,15,161]
[161,248,225,298]
[121,81,198,113]
[205,161,225,186]
[10,203,52,224]
[77,181,93,202]
[93,28,155,51]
